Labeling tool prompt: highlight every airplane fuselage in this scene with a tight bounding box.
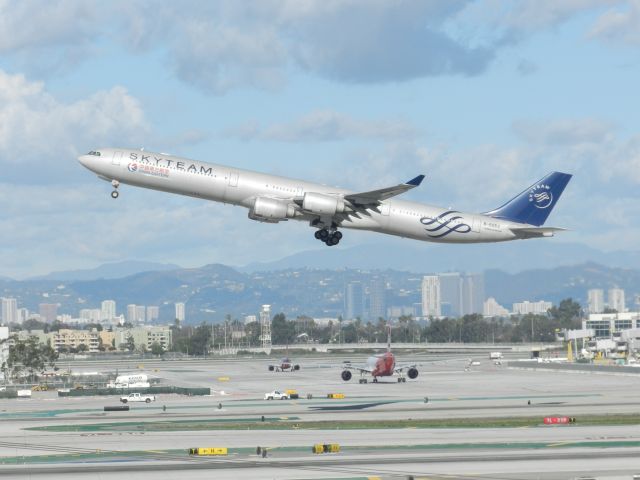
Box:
[78,148,533,244]
[367,352,396,377]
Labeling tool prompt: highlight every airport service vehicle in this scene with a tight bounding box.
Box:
[120,393,156,403]
[78,149,572,247]
[268,357,300,372]
[489,352,503,360]
[341,327,418,384]
[264,390,289,400]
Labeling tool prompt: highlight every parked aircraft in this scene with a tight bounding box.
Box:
[78,148,572,246]
[340,327,418,383]
[268,357,300,372]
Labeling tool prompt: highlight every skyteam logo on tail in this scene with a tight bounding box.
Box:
[528,184,553,209]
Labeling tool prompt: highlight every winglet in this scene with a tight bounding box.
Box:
[406,175,425,186]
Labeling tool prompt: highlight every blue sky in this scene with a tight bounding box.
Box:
[0,0,639,278]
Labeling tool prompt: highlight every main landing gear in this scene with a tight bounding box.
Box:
[110,180,120,199]
[314,229,342,247]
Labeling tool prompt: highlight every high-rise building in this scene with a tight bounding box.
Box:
[1,297,18,324]
[146,306,159,323]
[101,300,116,320]
[438,273,462,317]
[175,302,185,322]
[126,304,137,324]
[39,303,58,323]
[587,289,604,314]
[17,308,29,323]
[135,305,146,323]
[462,273,485,315]
[608,288,625,313]
[421,276,441,317]
[345,281,364,320]
[368,277,387,320]
[483,297,509,317]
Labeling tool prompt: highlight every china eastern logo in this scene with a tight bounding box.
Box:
[128,163,138,172]
[528,184,553,209]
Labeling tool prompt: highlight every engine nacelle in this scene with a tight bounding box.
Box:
[248,197,296,223]
[341,370,352,381]
[302,192,347,216]
[407,367,419,379]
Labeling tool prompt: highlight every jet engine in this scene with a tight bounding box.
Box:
[302,192,348,216]
[407,367,419,379]
[293,364,300,371]
[268,365,275,371]
[248,197,297,223]
[341,370,352,381]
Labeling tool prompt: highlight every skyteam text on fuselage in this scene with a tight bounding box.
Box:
[78,148,572,246]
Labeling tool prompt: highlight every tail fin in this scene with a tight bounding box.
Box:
[483,172,572,226]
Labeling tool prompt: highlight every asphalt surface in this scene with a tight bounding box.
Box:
[1,353,640,479]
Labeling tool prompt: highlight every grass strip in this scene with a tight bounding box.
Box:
[26,413,640,432]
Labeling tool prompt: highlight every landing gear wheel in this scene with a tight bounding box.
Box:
[334,231,343,240]
[319,229,329,241]
[373,378,378,383]
[314,230,322,240]
[329,235,340,246]
[111,190,119,199]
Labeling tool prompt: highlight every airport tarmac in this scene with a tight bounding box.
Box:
[1,354,640,479]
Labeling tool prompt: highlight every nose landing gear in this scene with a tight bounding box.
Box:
[111,180,120,199]
[314,229,342,246]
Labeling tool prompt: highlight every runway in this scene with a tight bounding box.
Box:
[1,354,640,479]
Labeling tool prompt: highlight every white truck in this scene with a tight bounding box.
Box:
[489,352,503,360]
[120,392,156,404]
[264,390,289,400]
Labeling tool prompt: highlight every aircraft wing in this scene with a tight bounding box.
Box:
[344,175,425,207]
[342,363,373,374]
[509,226,567,239]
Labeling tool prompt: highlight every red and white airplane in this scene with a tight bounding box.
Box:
[340,327,418,384]
[268,357,300,372]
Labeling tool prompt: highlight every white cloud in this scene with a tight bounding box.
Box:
[512,118,614,146]
[224,110,418,143]
[589,0,640,44]
[0,69,148,181]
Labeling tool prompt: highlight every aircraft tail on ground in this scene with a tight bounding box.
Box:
[484,172,572,226]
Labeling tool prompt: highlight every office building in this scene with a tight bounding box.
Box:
[79,308,101,322]
[462,273,485,315]
[101,300,116,320]
[512,300,553,315]
[421,276,441,317]
[608,288,626,313]
[438,273,463,317]
[483,297,509,317]
[135,305,146,323]
[345,281,364,320]
[1,297,18,324]
[368,277,387,320]
[587,289,604,314]
[175,302,186,322]
[146,306,159,323]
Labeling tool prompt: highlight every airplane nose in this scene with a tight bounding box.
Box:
[78,154,89,167]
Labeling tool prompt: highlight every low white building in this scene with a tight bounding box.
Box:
[512,300,552,315]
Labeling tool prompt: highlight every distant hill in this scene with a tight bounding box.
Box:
[241,240,640,274]
[29,260,182,281]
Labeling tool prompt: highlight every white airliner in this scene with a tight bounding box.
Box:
[78,148,572,246]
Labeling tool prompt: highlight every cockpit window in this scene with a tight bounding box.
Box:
[87,151,101,156]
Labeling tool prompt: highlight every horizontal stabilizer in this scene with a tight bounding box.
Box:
[345,175,425,206]
[509,226,567,239]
